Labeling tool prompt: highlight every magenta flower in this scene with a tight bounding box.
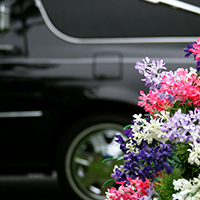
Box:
[105,177,151,200]
[184,36,200,71]
[189,37,200,61]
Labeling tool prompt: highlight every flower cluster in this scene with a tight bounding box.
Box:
[105,177,152,200]
[112,139,174,184]
[137,64,200,113]
[104,37,200,200]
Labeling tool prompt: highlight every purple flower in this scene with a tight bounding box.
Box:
[196,60,200,71]
[111,165,126,182]
[123,119,137,138]
[119,143,174,183]
[115,135,126,153]
[184,44,193,58]
[123,128,132,138]
[197,137,200,143]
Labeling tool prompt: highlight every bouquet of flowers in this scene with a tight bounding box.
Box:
[103,37,200,200]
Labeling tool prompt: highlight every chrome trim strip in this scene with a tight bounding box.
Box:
[0,57,195,65]
[0,111,43,118]
[124,57,194,64]
[144,0,200,15]
[34,0,198,44]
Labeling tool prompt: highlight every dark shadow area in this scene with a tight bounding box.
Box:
[0,174,65,200]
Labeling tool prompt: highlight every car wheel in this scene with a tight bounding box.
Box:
[56,112,131,199]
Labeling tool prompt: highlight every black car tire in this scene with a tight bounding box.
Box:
[55,111,132,200]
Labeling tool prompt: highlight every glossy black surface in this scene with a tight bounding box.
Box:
[42,0,200,38]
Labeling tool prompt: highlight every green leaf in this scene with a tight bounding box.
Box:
[102,179,114,188]
[123,124,132,130]
[172,155,182,163]
[102,156,123,163]
[173,168,185,178]
[117,156,124,161]
[167,158,175,164]
[159,194,169,200]
[102,157,117,163]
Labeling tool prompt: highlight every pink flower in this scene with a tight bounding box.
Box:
[138,89,171,114]
[177,68,188,77]
[105,178,151,200]
[138,90,149,107]
[189,37,200,61]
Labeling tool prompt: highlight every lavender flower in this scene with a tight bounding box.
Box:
[135,57,167,90]
[139,183,158,200]
[162,108,200,143]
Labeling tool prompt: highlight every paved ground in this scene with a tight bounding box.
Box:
[0,174,65,200]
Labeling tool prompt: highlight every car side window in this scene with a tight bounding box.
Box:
[42,0,200,38]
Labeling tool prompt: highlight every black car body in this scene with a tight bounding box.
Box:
[0,0,200,199]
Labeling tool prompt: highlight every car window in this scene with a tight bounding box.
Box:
[41,0,200,38]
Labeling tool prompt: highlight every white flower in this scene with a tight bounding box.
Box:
[131,114,167,145]
[173,175,200,200]
[154,110,170,121]
[131,129,144,145]
[172,189,191,200]
[126,139,139,154]
[186,67,197,79]
[131,121,142,133]
[132,113,143,123]
[142,116,167,144]
[188,142,200,165]
[173,179,191,191]
[190,129,200,143]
